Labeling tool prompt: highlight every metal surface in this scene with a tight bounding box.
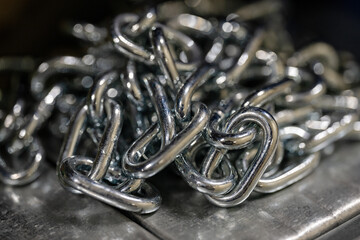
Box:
[0,163,157,240]
[2,4,360,216]
[130,142,360,240]
[2,1,360,238]
[1,142,360,239]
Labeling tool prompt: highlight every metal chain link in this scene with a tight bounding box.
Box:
[1,0,360,214]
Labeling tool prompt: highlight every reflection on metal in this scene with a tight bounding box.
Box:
[131,142,360,240]
[1,144,360,239]
[0,163,157,240]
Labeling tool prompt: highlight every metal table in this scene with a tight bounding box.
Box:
[1,142,360,239]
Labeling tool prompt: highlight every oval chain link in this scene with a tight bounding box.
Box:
[1,2,360,214]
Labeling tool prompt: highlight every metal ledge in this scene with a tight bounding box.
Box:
[1,142,360,239]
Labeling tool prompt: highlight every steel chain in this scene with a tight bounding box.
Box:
[1,1,360,214]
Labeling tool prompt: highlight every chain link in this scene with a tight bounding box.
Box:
[1,1,360,214]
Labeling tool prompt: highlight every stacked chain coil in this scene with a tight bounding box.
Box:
[1,1,360,214]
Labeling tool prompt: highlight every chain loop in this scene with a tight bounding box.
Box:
[2,2,360,215]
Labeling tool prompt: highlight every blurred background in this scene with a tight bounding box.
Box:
[0,0,359,58]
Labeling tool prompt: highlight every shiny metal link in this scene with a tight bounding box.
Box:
[287,42,339,69]
[150,24,181,93]
[123,102,209,178]
[277,67,327,106]
[56,81,158,212]
[205,76,292,151]
[242,77,295,107]
[125,8,157,37]
[0,100,26,143]
[88,98,123,181]
[290,113,358,155]
[58,156,161,214]
[0,85,63,185]
[142,73,175,147]
[2,2,360,215]
[205,108,257,150]
[241,127,320,193]
[215,28,265,87]
[8,85,63,155]
[174,136,238,196]
[0,138,44,186]
[31,56,99,98]
[120,60,145,109]
[87,71,119,126]
[112,12,201,71]
[202,107,279,207]
[275,106,315,127]
[245,151,321,193]
[57,80,141,195]
[175,64,216,121]
[71,23,108,43]
[168,14,215,37]
[175,153,238,196]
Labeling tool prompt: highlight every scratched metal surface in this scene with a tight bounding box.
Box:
[0,164,157,240]
[1,142,360,239]
[131,142,360,240]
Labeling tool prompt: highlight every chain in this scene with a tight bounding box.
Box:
[1,1,360,214]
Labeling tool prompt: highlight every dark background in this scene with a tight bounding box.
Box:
[0,0,359,58]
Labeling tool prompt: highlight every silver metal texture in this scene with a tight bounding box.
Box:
[0,162,158,240]
[130,142,360,240]
[1,1,360,238]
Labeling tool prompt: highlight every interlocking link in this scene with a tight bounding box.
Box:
[1,1,360,215]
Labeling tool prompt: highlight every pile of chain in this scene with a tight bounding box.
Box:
[1,1,360,214]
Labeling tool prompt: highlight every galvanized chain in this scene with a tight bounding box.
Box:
[1,1,360,214]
